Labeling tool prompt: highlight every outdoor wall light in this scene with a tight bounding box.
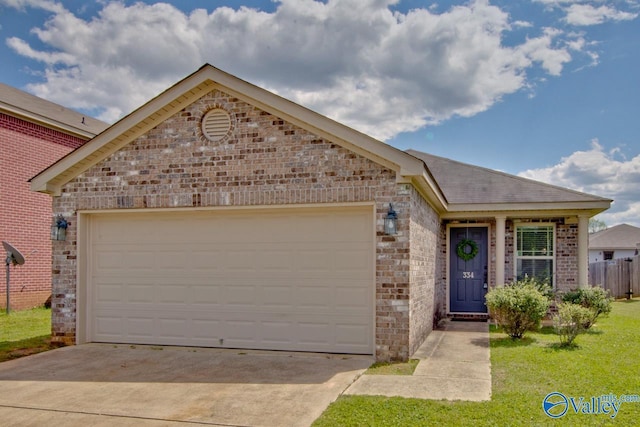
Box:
[384,204,398,235]
[51,215,68,241]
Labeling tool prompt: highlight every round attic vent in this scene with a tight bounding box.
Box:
[201,109,231,142]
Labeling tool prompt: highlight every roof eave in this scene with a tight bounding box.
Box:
[0,102,99,139]
[442,200,611,219]
[31,76,218,195]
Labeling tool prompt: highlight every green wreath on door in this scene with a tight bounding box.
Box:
[456,239,479,261]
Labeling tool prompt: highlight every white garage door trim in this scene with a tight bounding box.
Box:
[77,204,375,354]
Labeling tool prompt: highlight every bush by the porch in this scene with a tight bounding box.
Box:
[485,279,550,339]
[553,302,593,346]
[561,285,614,329]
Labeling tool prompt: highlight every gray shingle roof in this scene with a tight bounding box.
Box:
[0,82,108,137]
[589,224,640,250]
[406,149,611,205]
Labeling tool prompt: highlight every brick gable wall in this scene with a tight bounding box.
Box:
[51,89,436,361]
[0,112,86,310]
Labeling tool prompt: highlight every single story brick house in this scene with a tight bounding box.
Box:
[0,83,107,310]
[31,64,611,361]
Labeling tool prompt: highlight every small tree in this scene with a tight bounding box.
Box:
[486,279,551,339]
[553,302,593,346]
[562,286,614,328]
[589,218,607,233]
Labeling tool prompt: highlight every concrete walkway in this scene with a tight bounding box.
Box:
[344,320,491,401]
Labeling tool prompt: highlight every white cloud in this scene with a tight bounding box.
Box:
[3,0,584,137]
[518,139,640,227]
[565,4,638,26]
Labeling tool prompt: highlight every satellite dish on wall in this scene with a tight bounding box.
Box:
[3,241,25,314]
[3,241,25,266]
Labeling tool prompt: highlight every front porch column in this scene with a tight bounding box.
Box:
[495,215,506,286]
[578,214,589,287]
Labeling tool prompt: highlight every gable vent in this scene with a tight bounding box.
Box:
[201,109,231,142]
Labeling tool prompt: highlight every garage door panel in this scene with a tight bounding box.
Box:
[95,281,124,303]
[125,251,156,271]
[190,250,225,271]
[259,250,293,270]
[89,207,373,354]
[336,323,370,346]
[336,286,370,309]
[128,284,156,303]
[95,250,125,270]
[94,315,123,339]
[297,286,332,308]
[335,248,370,272]
[158,284,190,304]
[224,320,258,345]
[191,285,221,305]
[225,285,258,306]
[192,319,222,340]
[157,318,189,339]
[127,317,154,339]
[261,285,294,308]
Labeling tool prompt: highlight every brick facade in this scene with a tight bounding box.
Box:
[408,185,441,355]
[50,89,439,360]
[42,76,592,360]
[0,112,86,310]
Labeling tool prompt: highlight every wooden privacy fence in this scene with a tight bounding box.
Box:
[588,256,640,299]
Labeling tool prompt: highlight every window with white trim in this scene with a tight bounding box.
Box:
[515,223,555,287]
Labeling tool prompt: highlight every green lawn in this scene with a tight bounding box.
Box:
[314,299,640,426]
[0,307,54,362]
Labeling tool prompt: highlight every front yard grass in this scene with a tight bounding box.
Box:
[314,299,640,426]
[0,307,54,362]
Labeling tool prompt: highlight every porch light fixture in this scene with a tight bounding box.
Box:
[384,204,398,235]
[51,215,68,241]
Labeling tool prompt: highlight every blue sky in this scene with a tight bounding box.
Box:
[1,0,639,226]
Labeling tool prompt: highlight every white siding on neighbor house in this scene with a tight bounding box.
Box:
[589,249,638,263]
[85,206,375,354]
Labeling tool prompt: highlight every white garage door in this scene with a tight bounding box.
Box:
[87,207,374,354]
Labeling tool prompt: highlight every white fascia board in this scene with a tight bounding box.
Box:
[442,206,610,220]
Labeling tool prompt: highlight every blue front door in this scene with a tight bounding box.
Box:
[450,227,488,313]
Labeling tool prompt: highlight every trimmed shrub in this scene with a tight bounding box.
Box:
[562,286,614,328]
[520,275,554,299]
[553,302,593,346]
[486,279,551,339]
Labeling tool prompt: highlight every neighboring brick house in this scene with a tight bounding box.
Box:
[31,65,611,361]
[0,83,107,310]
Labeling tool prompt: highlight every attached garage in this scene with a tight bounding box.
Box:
[35,64,440,361]
[82,206,374,354]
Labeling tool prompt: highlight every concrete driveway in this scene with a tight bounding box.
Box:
[0,344,372,427]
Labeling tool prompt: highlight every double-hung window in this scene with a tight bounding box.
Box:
[515,223,555,287]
